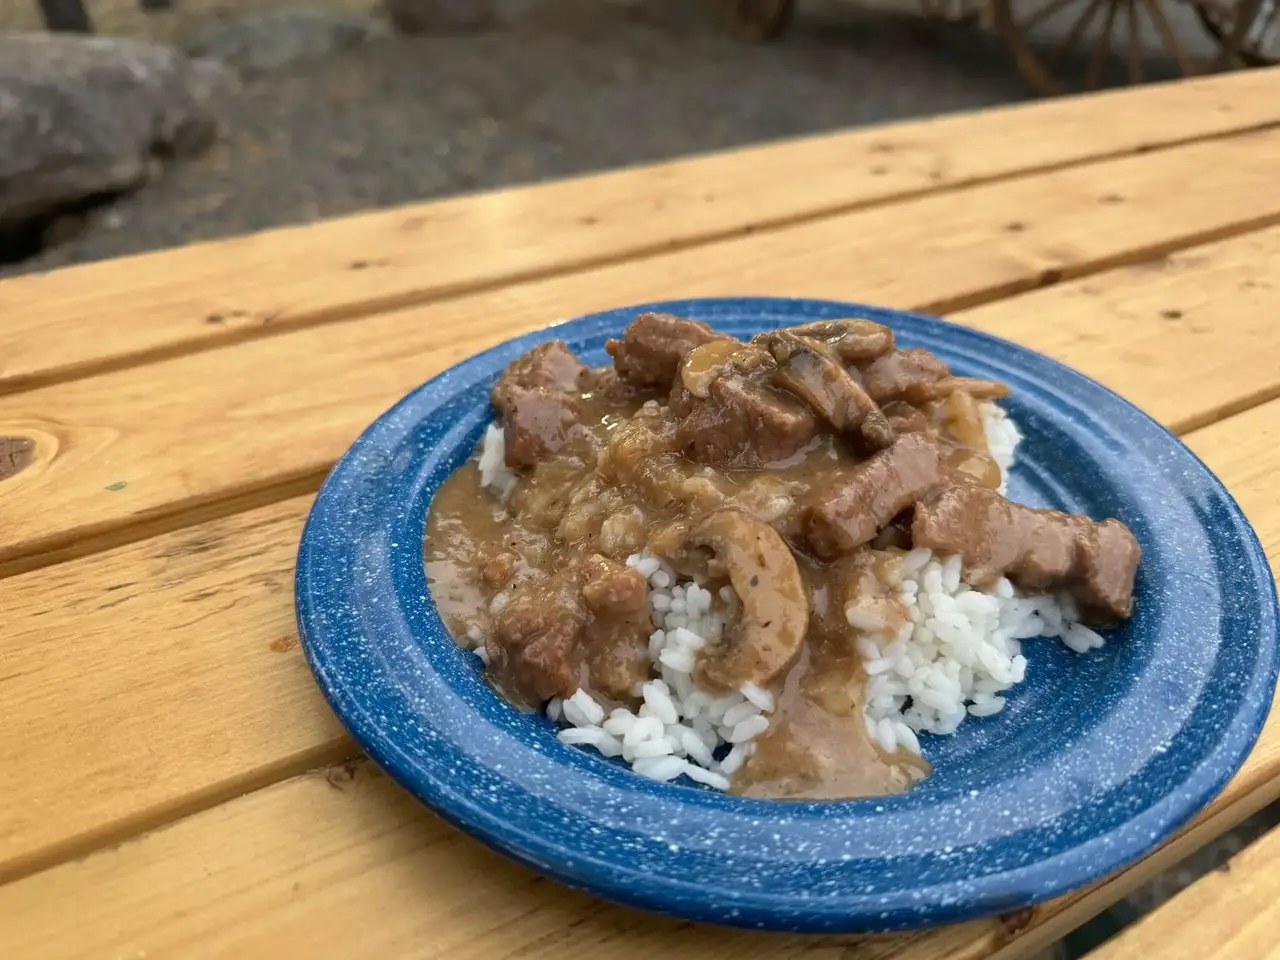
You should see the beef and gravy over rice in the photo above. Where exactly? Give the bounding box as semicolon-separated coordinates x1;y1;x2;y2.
426;313;1141;800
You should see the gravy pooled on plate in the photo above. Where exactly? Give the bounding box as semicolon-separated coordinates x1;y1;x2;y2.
427;313;1141;800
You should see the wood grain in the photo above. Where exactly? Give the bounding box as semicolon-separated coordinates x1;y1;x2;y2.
958;226;1280;434
0;497;348;883
5;131;1280;578
1087;821;1280;959
0;69;1278;397
0;230;1278;916
1;447;1278;960
0;760;980;960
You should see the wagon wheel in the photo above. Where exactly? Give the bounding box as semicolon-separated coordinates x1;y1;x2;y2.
717;0;797;41
1194;0;1280;64
990;0;1204;94
920;0;985;25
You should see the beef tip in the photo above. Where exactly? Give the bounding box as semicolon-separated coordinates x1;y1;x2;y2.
496;386;584;469
1075;521;1142;623
492;341;589;403
585;610;652;700
587;366;649;406
760;330;895;454
881;401;931;435
580;554;648;614
669;342;777;419
805;433;944;559
574;555;652;698
783;318;896;363
491;342;592;469
861;348;951;405
912;484;1141;624
487;586;587;704
667;376;695;419
481;552;517;588
677;372;818;468
606;312;735;389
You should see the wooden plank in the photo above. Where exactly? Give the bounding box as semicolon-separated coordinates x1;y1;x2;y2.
1;216;1279;893
957;226;1280;435
0;749;1267;960
0;68;1278;397
0;495;344;881
0;497;349;884
1087;824;1280;960
0;761;907;960
4;130;1280;578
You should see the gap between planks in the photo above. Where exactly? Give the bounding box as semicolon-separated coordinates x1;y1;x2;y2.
1082;806;1280;959
4;128;1280;581
1;68;1279;398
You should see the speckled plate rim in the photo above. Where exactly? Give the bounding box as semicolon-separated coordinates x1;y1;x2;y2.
296;297;1279;933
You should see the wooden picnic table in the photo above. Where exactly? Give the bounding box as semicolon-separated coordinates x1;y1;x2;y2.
2;65;1280;959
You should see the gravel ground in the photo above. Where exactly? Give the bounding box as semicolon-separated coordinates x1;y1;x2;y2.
2;0;1272;954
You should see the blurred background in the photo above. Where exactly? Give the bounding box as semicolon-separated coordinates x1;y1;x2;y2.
1;0;1276;955
1;0;1270;278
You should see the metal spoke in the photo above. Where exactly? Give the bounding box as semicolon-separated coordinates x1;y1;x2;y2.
1126;0;1145;83
1143;0;1197;74
1021;0;1084;34
1220;0;1262;64
1085;0;1121;87
1052;0;1106;64
1250;0;1280;47
1198;0;1235;21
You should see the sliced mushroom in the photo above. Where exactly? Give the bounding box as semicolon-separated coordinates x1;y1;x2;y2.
908;376;1010;404
760;330;895;454
687;508;808;691
782;318;896;363
944;389;987;451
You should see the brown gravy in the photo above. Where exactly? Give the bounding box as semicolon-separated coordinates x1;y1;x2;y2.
425;313;1139;800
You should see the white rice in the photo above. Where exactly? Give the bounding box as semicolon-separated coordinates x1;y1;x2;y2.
859;550;1101;751
856;403;1101;756
467;399;1104;787
476;423;518;500
981;401;1021;494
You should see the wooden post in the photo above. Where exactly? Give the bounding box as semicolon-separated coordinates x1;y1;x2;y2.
37;0;93;31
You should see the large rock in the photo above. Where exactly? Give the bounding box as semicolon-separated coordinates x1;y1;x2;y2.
185;10;389;78
0;34;233;229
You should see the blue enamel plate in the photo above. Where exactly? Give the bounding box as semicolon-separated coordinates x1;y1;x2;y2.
296;297;1278;933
